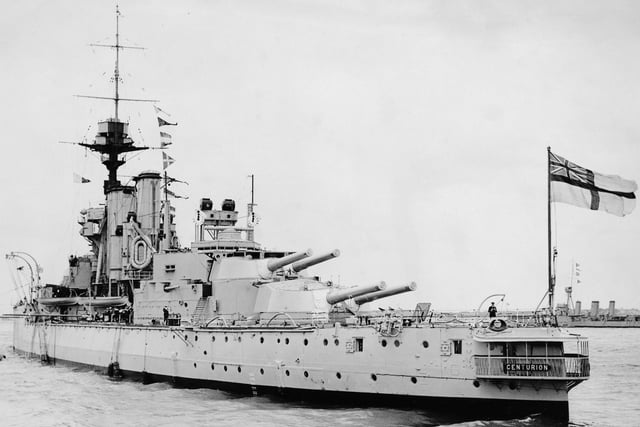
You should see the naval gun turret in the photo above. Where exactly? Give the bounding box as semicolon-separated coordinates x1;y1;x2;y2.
326;281;386;305
353;282;417;305
291;250;340;272
267;249;312;272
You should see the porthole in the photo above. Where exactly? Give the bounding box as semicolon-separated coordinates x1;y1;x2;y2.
323;339;328;346
238;336;241;343
238;366;242;373
172;335;175;339
223;365;228;372
334;339;339;346
260;368;264;375
195;335;198;342
260;337;264;344
304;371;309;378
285;370;290;376
473;380;480;388
211;363;215;370
411;377;417;384
184;335;188;340
277;338;281;344
225;336;229;342
371;374;377;381
422;341;429;348
381;339;387;347
336;372;342;379
203;350;207;356
285;338;290;345
212;336;216;342
193;362;197;368
303;338;308;346
394;340;400;347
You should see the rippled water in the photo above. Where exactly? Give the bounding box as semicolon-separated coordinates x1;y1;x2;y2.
0;321;637;426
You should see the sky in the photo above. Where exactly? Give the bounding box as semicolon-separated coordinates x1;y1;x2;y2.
1;0;639;314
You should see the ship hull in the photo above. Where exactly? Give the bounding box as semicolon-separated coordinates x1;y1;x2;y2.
121;371;569;421
12;319;571;421
564;320;640;328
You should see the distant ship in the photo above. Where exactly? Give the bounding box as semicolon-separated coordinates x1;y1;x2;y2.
556;300;640;328
5;6;590;422
553;264;640;328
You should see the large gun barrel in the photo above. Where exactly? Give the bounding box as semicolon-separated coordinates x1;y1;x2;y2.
267;249;313;272
326;281;386;305
292;249;340;272
353;282;417;305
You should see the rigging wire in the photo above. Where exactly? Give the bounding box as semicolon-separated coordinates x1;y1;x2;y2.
553;197;558;250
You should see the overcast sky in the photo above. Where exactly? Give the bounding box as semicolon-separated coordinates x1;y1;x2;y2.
1;0;639;314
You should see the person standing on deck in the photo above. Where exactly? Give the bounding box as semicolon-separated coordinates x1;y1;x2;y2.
163;306;169;325
488;302;498;318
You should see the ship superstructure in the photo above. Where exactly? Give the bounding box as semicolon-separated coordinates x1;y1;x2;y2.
6;6;591;422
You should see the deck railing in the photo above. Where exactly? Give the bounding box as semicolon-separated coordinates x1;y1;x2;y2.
474;356;590;380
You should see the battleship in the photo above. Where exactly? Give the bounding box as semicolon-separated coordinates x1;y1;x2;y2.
5;7;592;422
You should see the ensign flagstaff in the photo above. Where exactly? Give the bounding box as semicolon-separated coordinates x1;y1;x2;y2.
547;147;637;312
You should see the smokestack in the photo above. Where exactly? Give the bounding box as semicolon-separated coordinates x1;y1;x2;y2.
574;300;582;316
608;300;616;317
590;301;599;318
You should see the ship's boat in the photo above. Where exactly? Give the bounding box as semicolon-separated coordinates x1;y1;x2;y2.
36;297;129;308
6;6;590;422
35;297;79;307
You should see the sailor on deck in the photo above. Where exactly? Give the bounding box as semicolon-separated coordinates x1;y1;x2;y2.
163;306;169;325
488;302;497;318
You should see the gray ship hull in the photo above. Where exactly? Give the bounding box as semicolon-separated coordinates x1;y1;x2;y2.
13;318;573;421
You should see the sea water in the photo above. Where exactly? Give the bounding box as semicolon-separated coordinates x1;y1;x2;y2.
0;321;638;427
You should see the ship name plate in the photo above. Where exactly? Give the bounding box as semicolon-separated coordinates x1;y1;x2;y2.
503;363;550;372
